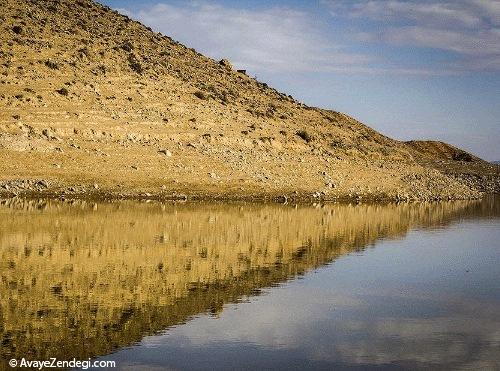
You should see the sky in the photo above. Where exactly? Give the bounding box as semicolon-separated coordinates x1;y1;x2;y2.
101;0;500;160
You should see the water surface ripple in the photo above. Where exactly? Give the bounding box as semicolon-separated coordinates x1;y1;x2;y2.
0;197;499;370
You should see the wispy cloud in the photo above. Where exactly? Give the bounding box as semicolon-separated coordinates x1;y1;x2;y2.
116;0;500;75
325;0;500;72
330;0;484;27
125;2;370;74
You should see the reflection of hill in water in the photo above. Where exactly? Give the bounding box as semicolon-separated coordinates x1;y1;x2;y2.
0;198;498;363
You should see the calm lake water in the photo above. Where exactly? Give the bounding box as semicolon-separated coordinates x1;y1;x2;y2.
1;197;499;370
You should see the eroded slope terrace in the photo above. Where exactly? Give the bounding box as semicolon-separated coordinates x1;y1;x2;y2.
0;0;498;201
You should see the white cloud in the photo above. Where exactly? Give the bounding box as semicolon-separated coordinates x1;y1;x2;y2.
383;26;500;56
348;1;483;28
471;0;500;25
115;1;500;75
324;0;500;72
125;2;371;74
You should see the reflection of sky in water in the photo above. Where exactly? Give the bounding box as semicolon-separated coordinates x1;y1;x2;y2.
98;221;500;370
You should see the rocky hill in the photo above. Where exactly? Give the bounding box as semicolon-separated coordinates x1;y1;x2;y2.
0;0;498;201
406;141;481;163
406;141;499;194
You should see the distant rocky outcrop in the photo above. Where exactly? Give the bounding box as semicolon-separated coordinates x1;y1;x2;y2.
405;141;480;163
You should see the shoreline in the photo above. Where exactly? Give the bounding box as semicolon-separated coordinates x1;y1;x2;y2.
2;171;496;203
0;188;489;204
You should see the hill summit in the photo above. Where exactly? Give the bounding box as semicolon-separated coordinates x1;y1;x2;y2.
0;0;498;201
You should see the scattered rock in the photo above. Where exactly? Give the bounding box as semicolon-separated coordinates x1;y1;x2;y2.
121;41;134;52
45;59;59;70
218;59;233;70
158;149;172;157
42;128;60;141
12;25;22;34
0;179;51;193
194;91;208;100
128;53;143;74
37;180;48;188
296;130;313;143
56;87;69;96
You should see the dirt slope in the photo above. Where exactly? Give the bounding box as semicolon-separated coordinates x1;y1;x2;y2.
406;141;482;163
0;0;496;201
406;141;499;194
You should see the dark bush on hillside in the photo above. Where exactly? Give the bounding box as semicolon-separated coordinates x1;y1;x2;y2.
121;41;133;52
128;54;143;74
453;152;473;162
56;87;68;96
45;60;58;69
296;130;313;143
194;91;208;100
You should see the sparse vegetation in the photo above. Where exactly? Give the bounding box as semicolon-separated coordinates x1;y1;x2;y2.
296;130;313;143
45;60;59;69
218;59;232;70
453;152;473;162
121;41;133;52
78;47;90;57
56;87;69;96
194;91;208;100
128;54;143;74
331;140;347;149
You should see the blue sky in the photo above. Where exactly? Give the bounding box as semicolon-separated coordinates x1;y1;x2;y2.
101;0;500;160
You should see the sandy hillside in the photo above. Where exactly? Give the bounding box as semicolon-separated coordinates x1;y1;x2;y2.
0;0;498;201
